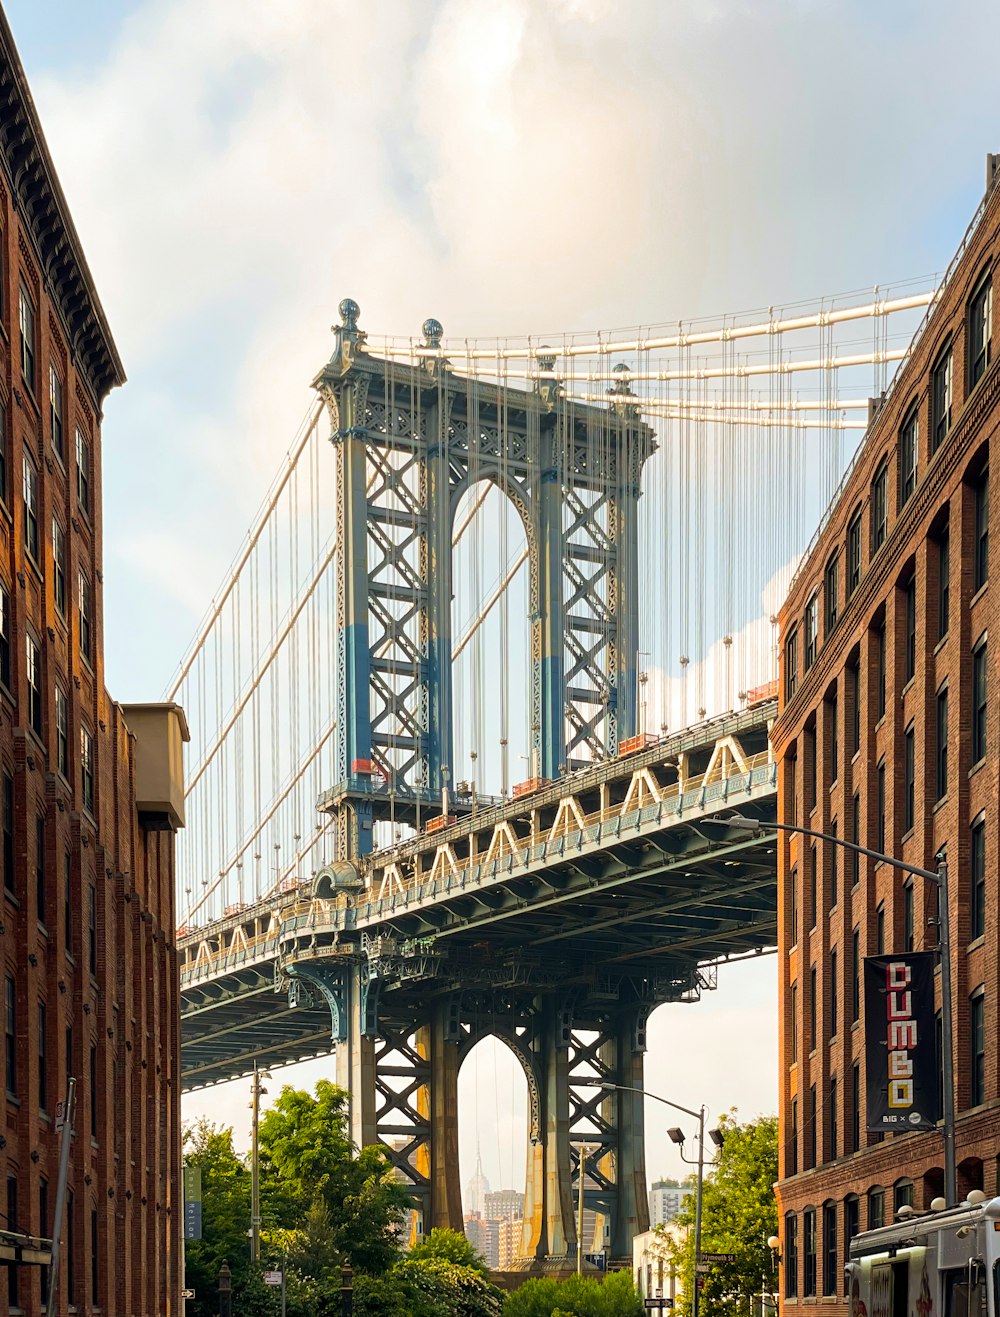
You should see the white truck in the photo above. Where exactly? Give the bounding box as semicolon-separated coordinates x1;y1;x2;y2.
846;1193;1000;1317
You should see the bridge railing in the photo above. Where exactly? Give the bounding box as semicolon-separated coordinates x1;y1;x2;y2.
179;746;776;987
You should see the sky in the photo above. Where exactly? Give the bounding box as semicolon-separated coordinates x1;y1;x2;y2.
8;0;1000;1197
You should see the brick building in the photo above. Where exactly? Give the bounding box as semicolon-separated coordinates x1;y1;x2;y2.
772;159;1000;1315
0;9;186;1316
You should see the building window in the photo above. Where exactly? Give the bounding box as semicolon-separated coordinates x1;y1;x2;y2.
844;1196;860;1287
50;366;64;462
804;594;818;670
7;1175;17;1307
828;1076;838;1163
808;846;817;929
847;508;862;596
904;575;916;681
809;964;817;1051
790;1098;799;1176
90;1045;97;1135
803;1207;817;1296
876;621;886;719
807;1086;817;1169
791;981;798;1062
850;792;860;888
39;1180;48;1304
970;991;985;1107
974;466;989;591
849;661;860;753
830;947;838;1037
23;454;39;563
877;759;886;853
829;818;839;907
931;345;953;452
87;884;96;973
851;928;860;1023
968;272;992;389
972;636;987;764
903;723;915;833
0;583;10;690
970;815;986;941
26;632;42;737
91;1207;100;1306
938;522;950;639
19;284;36;393
936;1011;944;1120
785;629;798;701
76;428;90;518
829;693;839;784
2;773;12;895
53;519;66;616
785;1214;798;1298
0;399;6;506
4;974;15;1095
56;686;69;778
868;1187;884;1230
790;868;798;947
82;728;95;815
37;999;46;1111
67;1193;75;1306
871;459;888;554
64;852;72;952
894;1180;913;1212
851;1063;860;1153
823;1201;837;1295
876;902;885;956
79;570;92;666
825;554;839;635
898;408;918;507
35;812;45;923
936;685;948;800
903;882;914;953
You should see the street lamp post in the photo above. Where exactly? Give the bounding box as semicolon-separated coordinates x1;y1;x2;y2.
601;1082;709;1317
721;812;955;1206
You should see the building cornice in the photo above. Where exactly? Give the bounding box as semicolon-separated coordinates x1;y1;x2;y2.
0;7;125;410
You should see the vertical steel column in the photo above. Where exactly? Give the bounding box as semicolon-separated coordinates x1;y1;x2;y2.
520;995;577;1260
427;1005;463;1230
425;390;455;795
536;418;566;779
610;423;642;746
605;1008;650;1259
335;965;377;1151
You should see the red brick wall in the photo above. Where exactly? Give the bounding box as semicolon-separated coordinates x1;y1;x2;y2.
771;180;1000;1315
0;158;181;1315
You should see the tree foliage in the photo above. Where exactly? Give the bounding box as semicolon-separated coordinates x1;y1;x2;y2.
409;1226;490;1275
664;1111;778;1317
501;1270;643;1317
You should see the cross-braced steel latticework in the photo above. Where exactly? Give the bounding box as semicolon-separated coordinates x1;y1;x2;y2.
313;301;655;859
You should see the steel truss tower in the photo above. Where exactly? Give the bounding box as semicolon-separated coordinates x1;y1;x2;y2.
313;300;655;860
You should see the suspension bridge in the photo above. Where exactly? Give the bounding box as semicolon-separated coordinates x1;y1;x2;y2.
170;273;942;1268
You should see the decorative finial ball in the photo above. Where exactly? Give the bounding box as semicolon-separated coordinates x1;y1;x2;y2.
339;298;361;330
422;318;444;348
613;361;631;375
537;344;556;373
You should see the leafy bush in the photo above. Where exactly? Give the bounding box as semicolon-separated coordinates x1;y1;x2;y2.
502;1269;643;1316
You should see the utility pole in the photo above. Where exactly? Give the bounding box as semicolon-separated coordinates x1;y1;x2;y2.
250;1062;268;1263
45;1077;77;1317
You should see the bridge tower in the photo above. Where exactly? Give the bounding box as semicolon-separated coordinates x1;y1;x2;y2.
302;301;658;1270
313;299;655;861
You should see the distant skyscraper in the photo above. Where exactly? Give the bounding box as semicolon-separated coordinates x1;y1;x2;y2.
484;1188;524;1222
464;1213;500;1269
465;1150;491;1216
498;1217;525;1270
649;1179;693;1228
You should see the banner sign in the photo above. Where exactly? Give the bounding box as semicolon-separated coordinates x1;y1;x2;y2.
864;953;939;1132
183;1164;203;1241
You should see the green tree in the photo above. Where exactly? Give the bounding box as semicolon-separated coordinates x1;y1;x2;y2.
259;1079;411;1274
502;1270;643;1316
409;1226;490;1275
665;1112;778;1317
182;1120;253;1317
350;1256;503;1317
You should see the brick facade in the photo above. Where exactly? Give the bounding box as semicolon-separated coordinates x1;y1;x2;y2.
771;169;1000;1315
0;9;181;1315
